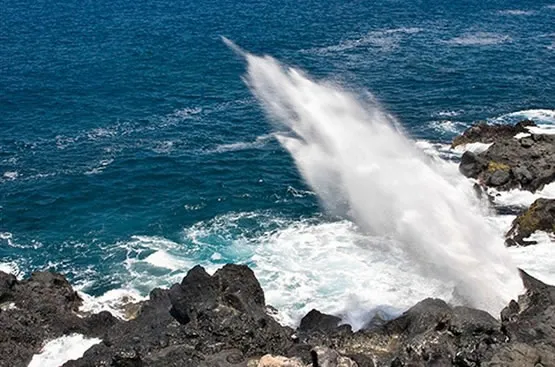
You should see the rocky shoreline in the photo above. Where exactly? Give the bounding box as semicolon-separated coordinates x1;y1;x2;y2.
1;120;554;367
2;264;555;367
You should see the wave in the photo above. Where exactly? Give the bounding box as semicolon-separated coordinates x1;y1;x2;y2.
491;109;555;124
0;261;21;278
490;109;555;135
428;120;469;134
2;171;18;181
444;32;511;46
207;133;275;153
498;10;535;16
84;158;114;175
304;27;422;54
28;334;102;367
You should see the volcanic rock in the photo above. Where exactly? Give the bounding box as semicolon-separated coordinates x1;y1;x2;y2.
506;198;555;246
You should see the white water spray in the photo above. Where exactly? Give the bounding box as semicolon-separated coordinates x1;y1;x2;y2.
224;38;522;316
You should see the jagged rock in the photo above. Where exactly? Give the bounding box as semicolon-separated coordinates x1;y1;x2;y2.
4;265;555;367
299;309;341;333
0;271;16;302
455;121;555;192
451;120;536;148
506;198;555;246
493;270;555;366
0;271;118;367
65;264;295;367
459;151;488;178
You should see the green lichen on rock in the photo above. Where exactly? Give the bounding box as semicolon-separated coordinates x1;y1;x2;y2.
487;161;510;172
506;199;555;246
514;200;541;234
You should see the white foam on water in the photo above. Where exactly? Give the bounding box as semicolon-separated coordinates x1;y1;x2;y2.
444;32;511;46
453;142;493;154
509;232;555;285
27;334;101;367
491;109;555;125
514;132;531;139
526;125;555;135
75;235;200;319
77;288;146;320
498;10;534;16
429;120;468;134
434;110;462;117
231;40;522;320
208;133;275;153
84;158;114;175
488;182;555;208
180;211;453;328
414;140;458;160
305;27;422;54
144;250;191;271
3;171;19;180
0;261;22;278
249;219;453;328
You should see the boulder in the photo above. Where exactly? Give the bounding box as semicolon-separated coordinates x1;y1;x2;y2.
299;309;341;333
506;198;555;246
0;271;116;367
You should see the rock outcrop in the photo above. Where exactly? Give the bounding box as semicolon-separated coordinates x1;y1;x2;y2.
451;120;536;148
455;121;555;192
506;198;555;246
0;271;118;367
2;265;555;367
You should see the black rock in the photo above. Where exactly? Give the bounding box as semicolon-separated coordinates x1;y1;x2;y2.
299;309;342;333
451;120;536;148
459;151;488;178
0;271;17;302
455;121;555;192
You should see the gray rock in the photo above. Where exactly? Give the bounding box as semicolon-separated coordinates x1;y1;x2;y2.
488;169;511;186
506;199;555;246
299;309;341;333
455;122;555;192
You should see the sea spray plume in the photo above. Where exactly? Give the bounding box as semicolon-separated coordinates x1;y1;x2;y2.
223;39;523;316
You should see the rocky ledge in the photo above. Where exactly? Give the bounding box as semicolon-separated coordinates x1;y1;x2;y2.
455;120;555;192
453;119;555;243
2;265;555;367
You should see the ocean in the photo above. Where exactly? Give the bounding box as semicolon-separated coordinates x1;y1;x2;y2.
2;0;555;328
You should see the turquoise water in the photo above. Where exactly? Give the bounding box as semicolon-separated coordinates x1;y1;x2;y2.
2;0;555;323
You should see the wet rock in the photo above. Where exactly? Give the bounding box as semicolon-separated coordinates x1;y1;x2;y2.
0;271;116;367
459;151;488;178
488;169;511;186
506;199;555;246
493;270;555;366
451;120;536;148
454;121;555;192
5;264;555;367
299;309;341;333
0;271;16;302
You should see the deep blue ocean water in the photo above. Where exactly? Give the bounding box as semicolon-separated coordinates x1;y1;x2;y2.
1;0;555;318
